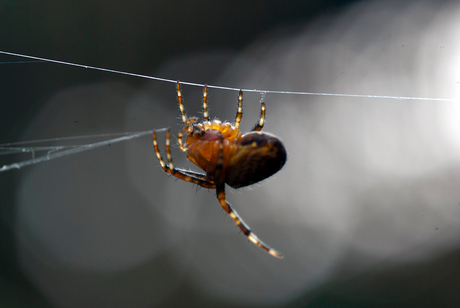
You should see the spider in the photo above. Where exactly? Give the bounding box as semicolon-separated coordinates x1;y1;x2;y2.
152;82;287;258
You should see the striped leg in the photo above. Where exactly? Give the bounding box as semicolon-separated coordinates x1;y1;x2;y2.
153;130;216;189
176;82;188;124
177;118;196;151
216;185;283;258
202;85;210;121
234;90;243;128
252;102;265;131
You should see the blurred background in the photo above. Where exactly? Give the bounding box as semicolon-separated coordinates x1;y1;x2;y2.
1;0;460;307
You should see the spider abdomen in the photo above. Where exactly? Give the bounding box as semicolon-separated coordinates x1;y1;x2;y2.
225;132;286;189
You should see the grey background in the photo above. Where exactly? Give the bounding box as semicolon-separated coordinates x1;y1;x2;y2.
1;1;460;307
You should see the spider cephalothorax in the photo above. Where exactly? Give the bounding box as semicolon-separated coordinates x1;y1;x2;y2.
153;82;286;258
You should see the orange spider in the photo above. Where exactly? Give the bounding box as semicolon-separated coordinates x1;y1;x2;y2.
152;82;287;258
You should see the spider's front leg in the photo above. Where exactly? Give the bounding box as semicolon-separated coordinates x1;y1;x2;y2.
152;130;216;189
213;133;283;258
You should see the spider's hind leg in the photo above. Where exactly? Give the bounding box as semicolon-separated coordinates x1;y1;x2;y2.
216;184;283;258
251;102;265;132
213;132;282;257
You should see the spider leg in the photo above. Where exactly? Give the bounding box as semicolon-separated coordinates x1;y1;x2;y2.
251;102;265;131
176;82;188;125
234;90;243;128
202;85;210;121
214;133;283;258
153;130;216;189
216;185;283;258
175;81;198;151
177;118;196;152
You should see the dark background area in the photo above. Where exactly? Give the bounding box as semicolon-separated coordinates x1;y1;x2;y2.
0;2;349;307
2;1;460;307
0;0;345;144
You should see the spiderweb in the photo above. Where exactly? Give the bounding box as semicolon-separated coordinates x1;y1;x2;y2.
0;51;453;173
2;1;460;306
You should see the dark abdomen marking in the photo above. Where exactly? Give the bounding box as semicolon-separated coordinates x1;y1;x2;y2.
226;132;286;188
